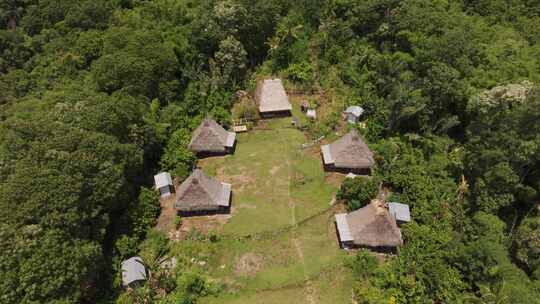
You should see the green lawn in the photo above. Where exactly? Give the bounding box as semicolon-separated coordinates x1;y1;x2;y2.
176;115;352;304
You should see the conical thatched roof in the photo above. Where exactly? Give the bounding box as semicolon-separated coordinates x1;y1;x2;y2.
174;169;231;212
322;129;374;169
256;79;292;113
345;200;403;247
188;118;236;153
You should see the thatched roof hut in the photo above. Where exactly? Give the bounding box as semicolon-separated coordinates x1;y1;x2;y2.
188;118;236;154
335;199;403;249
174;169;231;213
255;79;292;116
321;129;374;174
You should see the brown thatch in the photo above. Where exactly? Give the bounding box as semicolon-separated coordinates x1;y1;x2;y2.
322;129;374;169
174;169;231;212
188;118;236;153
255;79;292;114
346;199;403;248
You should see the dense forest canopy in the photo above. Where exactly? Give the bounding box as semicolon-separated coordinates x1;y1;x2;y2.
0;0;539;303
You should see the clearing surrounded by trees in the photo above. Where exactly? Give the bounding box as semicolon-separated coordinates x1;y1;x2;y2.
164;115;352;304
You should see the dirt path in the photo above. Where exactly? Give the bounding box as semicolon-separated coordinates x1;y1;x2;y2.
156;195;176;233
285;153;317;304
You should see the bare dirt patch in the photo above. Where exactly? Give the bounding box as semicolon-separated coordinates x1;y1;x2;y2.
270;165;281;175
234;252;263;277
324;173;346;188
215;166;257;192
170;214;231;240
304;144;323;158
156;195;177;233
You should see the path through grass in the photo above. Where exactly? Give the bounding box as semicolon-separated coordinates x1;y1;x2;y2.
177;116;352;304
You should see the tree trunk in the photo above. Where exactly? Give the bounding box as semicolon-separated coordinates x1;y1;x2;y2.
7;16;17;31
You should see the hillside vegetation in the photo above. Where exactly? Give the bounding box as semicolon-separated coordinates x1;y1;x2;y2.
1;0;540;303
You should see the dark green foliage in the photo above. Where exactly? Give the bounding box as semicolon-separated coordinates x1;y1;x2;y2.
128;187;160;239
2;0;540;303
514;215;540;277
91;28;180;99
465;87;540;215
160;128;196;180
337;176;380;211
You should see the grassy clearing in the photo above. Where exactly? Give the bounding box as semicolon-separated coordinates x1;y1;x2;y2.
176;114;352;304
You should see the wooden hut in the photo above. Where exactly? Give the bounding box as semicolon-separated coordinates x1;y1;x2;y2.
335;199;403;251
188;118;236;156
321;129;374;175
154;172;173;198
174;169;231;215
255;79;292;117
121;257;147;288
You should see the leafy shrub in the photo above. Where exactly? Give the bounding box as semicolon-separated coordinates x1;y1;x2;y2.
337;176;380;211
286;61;314;84
129;187;161;239
160;128;196;180
232;98;259;121
115;235;139;260
174;215;183;228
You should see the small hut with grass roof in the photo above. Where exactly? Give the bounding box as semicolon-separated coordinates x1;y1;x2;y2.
335;199;403;251
174;169;231;215
321;129;374;175
188;118;236;156
255;78;292;117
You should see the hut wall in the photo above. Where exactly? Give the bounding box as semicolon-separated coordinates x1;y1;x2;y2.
195;150;230;158
158;185;173;197
396;219;408;226
322;161;371;175
350;244;398;254
259;109;291;118
178;205;230;217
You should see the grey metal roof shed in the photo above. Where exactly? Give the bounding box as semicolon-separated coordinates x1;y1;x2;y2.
154;172;173;197
344;106;364;124
389;202;411;224
121;257;147;287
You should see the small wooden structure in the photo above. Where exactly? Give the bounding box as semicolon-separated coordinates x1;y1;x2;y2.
255;79;292;118
154;172;173;198
321;129;374;175
335;199;403;252
189;118;236;156
306;109;316;120
121;257;147;288
233;125;248;132
301;100;310;112
389;202;411;226
343;106;364;124
174;169;231;216
232;118;249;133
